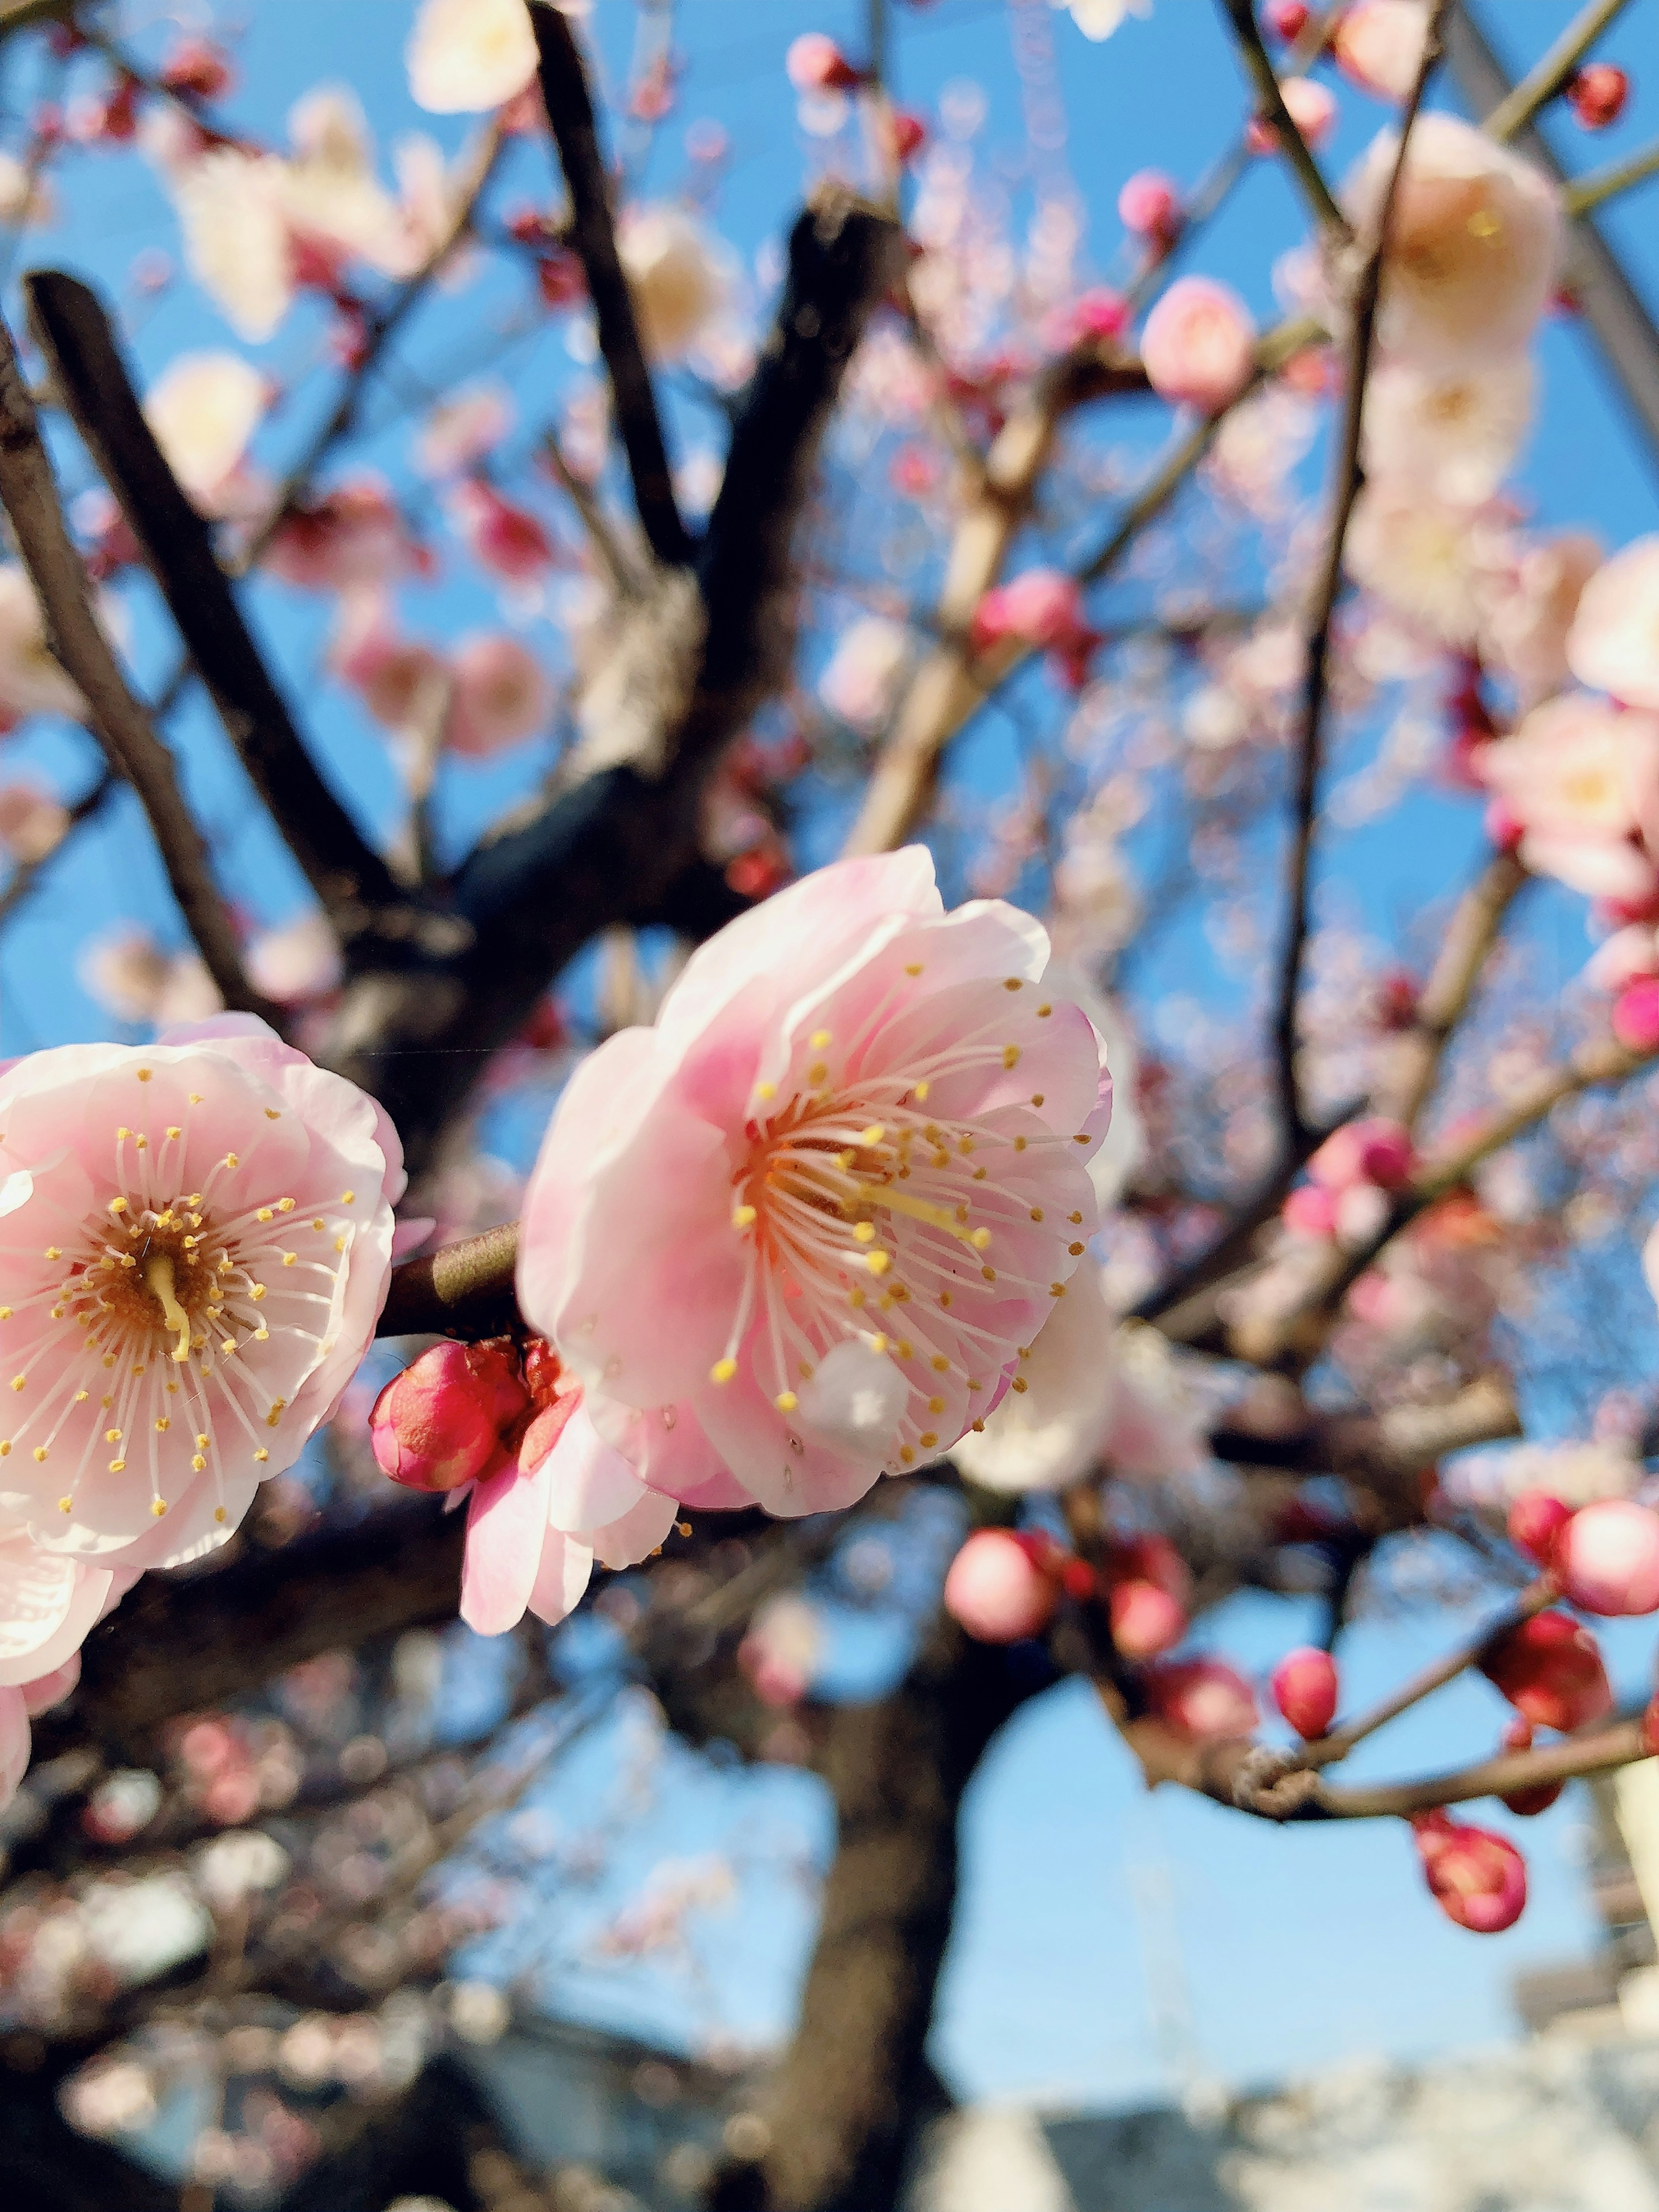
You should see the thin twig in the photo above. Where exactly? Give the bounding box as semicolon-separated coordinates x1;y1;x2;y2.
540;428;648;595
528;2;690;569
0;307;275;1022
1566;137;1659;218
1483;0;1631;142
1385;849;1527;1129
1217;0;1351;240
1271;6;1448;1144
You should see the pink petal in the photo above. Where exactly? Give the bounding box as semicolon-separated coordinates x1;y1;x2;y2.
537;1403;652;1532
593;1487;679;1570
460;1458;550;1634
526;1529;593;1627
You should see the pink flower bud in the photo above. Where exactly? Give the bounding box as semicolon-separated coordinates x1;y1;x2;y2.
1643;1694;1659;1758
1143;1656;1259;1742
1283;1182;1341;1238
1412;1812;1527;1933
943;1529;1060;1643
1613;978;1659;1052
1109;1580;1187;1660
370;1341;529;1494
1555;1499;1659;1615
1118;169;1180;239
1247;77;1337;155
786;33;861;93
1140;276;1257;414
1480;1610;1613;1733
1499;1715;1564;1817
893;110;928;162
1507;1490;1571;1567
1308;1115;1413;1192
1271;1646;1339;1738
1568;64;1628;130
1265;0;1311;37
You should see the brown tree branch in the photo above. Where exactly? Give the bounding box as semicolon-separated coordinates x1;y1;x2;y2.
0;306;275;1021
1217;0;1351;240
1272;3;1449;1144
527;0;690;569
1382;848;1528;1128
25;270;414;947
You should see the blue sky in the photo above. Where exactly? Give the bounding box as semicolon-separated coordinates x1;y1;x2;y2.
3;0;1659;2116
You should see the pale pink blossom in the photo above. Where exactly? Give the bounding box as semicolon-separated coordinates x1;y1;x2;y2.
1057;0;1152;41
0;1016;402;1567
328;597;449;736
78;928;173;1027
1567;537;1659;710
0;1532;131;1690
447;634;555;758
1333;0;1429;102
0;785;68;865
818;617;912;735
1509;1490;1572;1566
265;479;424;593
1271;1647;1338;1738
415;383;515;480
1344;114;1561;371
1362;357;1533;503
1139;277;1256;413
447;479;554;583
1144;1656;1258;1741
245;912;343;1007
738;1592;825;1705
407;0;538;115
786;35;860;93
1554;1499;1659;1615
143;352;267;518
616;204;728;362
1344;481;1496;646
1484;530;1604;697
1477;694;1659;851
0;565;86;726
517;848;1111;1517
1413;1811;1526;1932
1118;170;1179;240
943;1528;1061;1643
1248;77;1337;156
1613;979;1659;1052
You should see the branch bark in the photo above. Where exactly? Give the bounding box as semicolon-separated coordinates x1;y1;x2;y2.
0;304;274;1021
528;0;690;569
1217;0;1352;240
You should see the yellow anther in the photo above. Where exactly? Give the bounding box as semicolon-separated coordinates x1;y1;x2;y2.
341;1189;354;1204
901;1446;916;1465
756;1081;776;1102
919;1432;938;1449
116;1126;130;1140
1013;1136;1028;1154
869;1334;888;1354
970;1228;992;1250
1072;1133;1091;1145
928;1395;945;1414
1004;977;1023;992
109;1197;128;1216
807;1062;828;1087
732;1205;758;1229
104;1427;121;1444
1030;1207;1045;1222
165;1125;181;1141
981;1266;996;1282
1012;1376;1030;1395
282;1252;296;1266
134;1136;147;1150
905;963;923;977
215;1506;228;1521
0;1441;8;1455
711;1357;738;1384
852;1221;877;1244
1068;1210;1084;1225
858;1124;886;1147
914;1081;930;1102
775;1391;799;1413
334;1236;347;1253
136;1068;152;1082
152;1499;168;1517
1068;1241;1085;1256
810;1030;832;1050
107;1458;125;1473
193;1453;207;1471
254;1449;269;1463
250;1284;267;1302
32;1446;47;1462
0;1308;9;1320
849;1286;866;1309
311;1217;325;1231
189;1093;202;1105
1050;1282;1066;1297
971;1418;986;1433
257;1207;274;1223
865;1250;891;1275
155;1417;170;1432
939;1290;953;1309
1031;1093;1045;1108
277;1197;295;1211
897;1338;914;1357
9;1377;22;1393
224;1152;238;1167
1036;1003;1052;1017
195;1432;210;1449
44;1246;60;1261
1002;1046;1020;1070
958;1136;974;1155
930;1355;949;1373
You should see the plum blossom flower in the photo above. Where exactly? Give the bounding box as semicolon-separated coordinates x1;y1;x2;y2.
943;1527;1062;1642
1344;481;1498;646
1140;277;1256;413
1344;114;1561;372
407;0;538;115
1144;1656;1258;1742
1567;537;1659;710
1333;0;1429;102
0;565;85;727
1053;0;1152;40
517;849;1111;1517
143;352;267;519
0;1017;402;1567
818;617;912;735
1476;694;1659;895
414;383;515;480
0;1531;133;1689
447;480;554;583
265;480;426;593
0;785;68;866
1484;530;1603;698
616;204;728;362
447;635;555;758
1361;356;1533;504
245;912;342;1008
1248;78;1337;156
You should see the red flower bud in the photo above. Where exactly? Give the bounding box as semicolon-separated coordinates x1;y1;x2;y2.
1270;1646;1339;1739
893;110;928;162
1412;1812;1527;1933
159;36;234;100
1264;0;1310;38
786;34;862;93
1567;64;1628;130
1499;1716;1563;1818
1555;1499;1659;1616
1480;1610;1612;1735
1508;1489;1572;1568
943;1529;1060;1643
1109;1579;1187;1660
1143;1657;1258;1742
370;1340;529;1493
1614;978;1659;1053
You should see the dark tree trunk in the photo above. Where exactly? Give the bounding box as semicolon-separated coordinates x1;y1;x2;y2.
712;1624;1039;2212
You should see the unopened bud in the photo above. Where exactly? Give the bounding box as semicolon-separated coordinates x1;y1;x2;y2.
786;33;862;93
1412;1812;1527;1933
370;1340;529;1493
943;1529;1060;1643
1554;1499;1659;1616
1507;1489;1571;1568
1480;1610;1612;1734
1270;1646;1338;1739
1613;978;1659;1053
1499;1715;1563;1818
1143;1656;1258;1742
1109;1579;1187;1660
1567;64;1628;130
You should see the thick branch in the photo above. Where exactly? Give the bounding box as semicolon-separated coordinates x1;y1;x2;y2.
528;1;690;568
0;307;273;1020
1272;8;1447;1143
25;271;410;941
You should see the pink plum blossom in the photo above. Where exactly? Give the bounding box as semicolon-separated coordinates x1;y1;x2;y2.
448;479;555;583
1413;1812;1526;1933
1139;278;1256;413
1362;358;1534;505
1271;1648;1338;1738
516;848;1111;1518
264;479;425;593
0;1016;402;1568
1104;1535;1190;1660
143;353;268;520
1567;537;1659;710
1344;482;1496;647
329;597;449;736
971;570;1099;687
1344;114;1561;372
1477;695;1659;873
942;1528;1061;1643
407;0;537;114
739;1592;825;1705
616;204;728;362
245;912;343;1008
1333;0;1430;102
1307;1116;1413;1192
0;1530;132;1690
786;35;861;94
1554;1499;1659;1615
414;383;515;480
818;617;912;734
1479;1611;1612;1734
1143;1656;1259;1742
1484;530;1603;697
1118;170;1179;242
1247;78;1337;156
446;634;555;758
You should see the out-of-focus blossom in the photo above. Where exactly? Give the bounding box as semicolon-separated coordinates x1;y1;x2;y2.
1612;978;1659;1052
265;478;426;593
943;1528;1062;1642
1248;78;1337;156
1568;537;1659;710
818;617;912;734
1480;1610;1612;1733
1333;0;1429;102
0;150;54;228
1344;481;1496;646
517;848;1110;1517
1307;1116;1414;1192
1362;356;1533;503
0;1017;402;1567
143;352;267;518
1;1685;29;1811
0;564;86;726
1413;1811;1526;1932
1508;1490;1572;1567
616;203;728;361
171;150;292;342
1140;277;1255;413
447;635;554;757
1271;1647;1339;1738
447;479;554;582
1344;114;1560;371
414;383;514;480
786;35;861;93
972;569;1099;688
1055;0;1152;41
1484;530;1603;697
1568;64;1629;131
1478;694;1659;864
1554;1499;1659;1615
1118;169;1179;242
1143;1656;1258;1742
329;596;449;736
407;0;538;114
738;1592;825;1704
245;912;343;1007
1104;1534;1190;1660
0;783;68;864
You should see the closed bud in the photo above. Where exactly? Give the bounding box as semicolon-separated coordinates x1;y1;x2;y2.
370;1340;529;1493
1264;0;1311;38
1480;1609;1612;1734
893;110;928;162
786;33;862;93
1118;169;1180;240
1555;1498;1659;1615
1567;64;1628;130
1499;1715;1563;1818
943;1529;1060;1643
1613;977;1659;1053
1271;1646;1339;1739
1109;1579;1187;1660
1144;1656;1259;1742
1412;1812;1527;1933
1507;1489;1571;1567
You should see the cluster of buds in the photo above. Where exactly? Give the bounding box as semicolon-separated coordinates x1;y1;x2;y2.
1510;1491;1659;1614
1282;1115;1414;1246
370;1335;573;1497
942;1526;1195;1661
